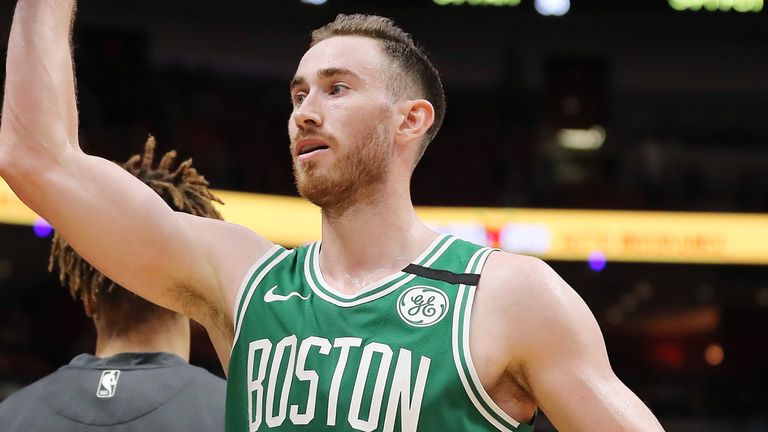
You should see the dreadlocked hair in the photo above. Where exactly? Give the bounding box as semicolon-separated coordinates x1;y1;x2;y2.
48;136;224;328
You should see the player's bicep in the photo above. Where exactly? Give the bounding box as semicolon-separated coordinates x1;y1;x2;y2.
177;213;274;330
519;262;663;431
57;159;196;290
33;155;218;315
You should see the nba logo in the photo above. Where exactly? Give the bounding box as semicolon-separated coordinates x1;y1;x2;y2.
96;370;121;398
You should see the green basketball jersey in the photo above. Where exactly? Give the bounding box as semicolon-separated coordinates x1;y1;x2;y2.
226;234;535;431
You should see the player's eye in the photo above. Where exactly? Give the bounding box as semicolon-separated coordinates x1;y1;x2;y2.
292;92;306;106
329;84;348;96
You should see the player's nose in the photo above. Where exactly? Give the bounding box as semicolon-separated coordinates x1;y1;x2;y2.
293;93;322;129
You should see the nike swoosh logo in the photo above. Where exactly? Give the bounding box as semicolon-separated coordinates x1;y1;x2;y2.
264;285;311;303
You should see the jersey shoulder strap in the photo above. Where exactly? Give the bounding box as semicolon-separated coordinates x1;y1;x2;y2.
403;236;494;286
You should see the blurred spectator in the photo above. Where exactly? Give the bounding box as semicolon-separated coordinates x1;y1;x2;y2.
0;139;226;431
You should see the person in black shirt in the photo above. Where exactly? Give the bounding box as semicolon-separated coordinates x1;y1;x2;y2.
0;138;227;431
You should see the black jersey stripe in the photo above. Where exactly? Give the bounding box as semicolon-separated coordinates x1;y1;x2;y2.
402;263;481;286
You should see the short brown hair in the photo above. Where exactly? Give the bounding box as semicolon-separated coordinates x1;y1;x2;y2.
311;14;446;163
49;136;223;335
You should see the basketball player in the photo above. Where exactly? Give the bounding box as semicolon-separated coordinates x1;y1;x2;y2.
0;138;226;431
0;1;664;430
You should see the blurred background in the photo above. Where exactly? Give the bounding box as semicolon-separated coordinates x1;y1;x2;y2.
0;0;767;430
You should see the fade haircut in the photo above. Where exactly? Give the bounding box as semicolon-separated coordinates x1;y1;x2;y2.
311;14;446;164
49;136;223;335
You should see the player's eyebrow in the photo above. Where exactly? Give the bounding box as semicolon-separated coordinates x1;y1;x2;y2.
290;68;362;91
317;67;360;81
290;76;306;91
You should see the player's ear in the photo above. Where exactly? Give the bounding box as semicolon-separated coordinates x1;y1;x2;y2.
83;297;96;318
395;99;434;147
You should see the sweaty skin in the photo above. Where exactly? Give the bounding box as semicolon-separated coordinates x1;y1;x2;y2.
0;2;664;430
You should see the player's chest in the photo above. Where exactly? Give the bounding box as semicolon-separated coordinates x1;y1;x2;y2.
237;279;461;423
240;326;457;430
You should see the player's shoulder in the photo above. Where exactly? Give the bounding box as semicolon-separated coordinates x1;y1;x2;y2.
477;250;579;321
480;251;561;296
178;212;275;254
182;363;227;387
0;370;61;413
167;364;226;412
478;250;598;347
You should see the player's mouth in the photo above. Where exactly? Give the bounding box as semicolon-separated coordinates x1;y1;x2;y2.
296;138;330;162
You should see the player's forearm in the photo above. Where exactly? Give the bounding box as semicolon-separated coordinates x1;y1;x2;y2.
537;371;664;432
0;0;79;174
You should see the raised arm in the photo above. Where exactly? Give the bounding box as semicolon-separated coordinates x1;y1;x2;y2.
0;0;272;331
479;254;665;431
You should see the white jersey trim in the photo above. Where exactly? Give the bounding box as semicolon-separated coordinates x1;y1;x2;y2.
310;234;451;300
231;248;295;351
232;244;284;324
452;247;522;431
311;241;404;300
305;235;456;307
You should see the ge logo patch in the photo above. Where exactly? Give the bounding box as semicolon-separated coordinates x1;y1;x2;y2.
397;286;449;327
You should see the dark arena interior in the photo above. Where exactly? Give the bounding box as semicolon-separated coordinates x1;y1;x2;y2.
0;1;766;430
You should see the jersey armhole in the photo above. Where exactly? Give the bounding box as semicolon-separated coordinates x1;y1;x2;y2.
231;246;296;354
232;244;285;327
451;247;534;431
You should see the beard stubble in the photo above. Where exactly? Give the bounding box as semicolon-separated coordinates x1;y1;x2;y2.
292;119;392;215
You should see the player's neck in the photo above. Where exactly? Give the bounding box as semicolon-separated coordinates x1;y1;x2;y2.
319;190;437;295
93;315;191;361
